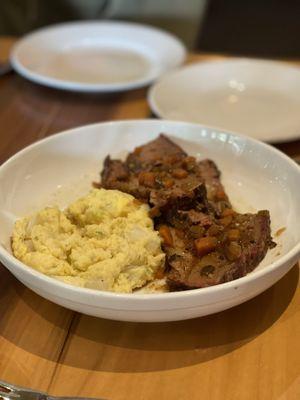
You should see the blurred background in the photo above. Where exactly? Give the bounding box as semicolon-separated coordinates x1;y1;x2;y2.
1;0;300;57
0;0;207;49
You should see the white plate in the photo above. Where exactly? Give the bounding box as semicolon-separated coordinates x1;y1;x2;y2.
148;59;300;142
0;120;300;322
10;21;186;92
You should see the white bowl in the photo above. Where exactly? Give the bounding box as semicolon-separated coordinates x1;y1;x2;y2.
0;120;299;322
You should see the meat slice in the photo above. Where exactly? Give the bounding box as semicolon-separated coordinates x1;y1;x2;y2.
101;157;129;187
126;134;187;169
99;134;275;291
100;134;230;213
101;156;150;201
165;210;276;290
197;159;230;213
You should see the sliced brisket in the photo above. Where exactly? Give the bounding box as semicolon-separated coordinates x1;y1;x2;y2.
101;134;231;213
163;210;275;290
99;134;275;290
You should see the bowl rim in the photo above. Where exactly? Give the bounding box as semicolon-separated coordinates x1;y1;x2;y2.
1;118;299;301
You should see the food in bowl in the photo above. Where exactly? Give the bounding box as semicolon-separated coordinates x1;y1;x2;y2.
99;134;276;290
12;188;165;293
0;119;297;322
11;133;276;294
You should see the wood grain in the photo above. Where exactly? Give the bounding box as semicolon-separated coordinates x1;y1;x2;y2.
49;265;300;400
0;48;299;400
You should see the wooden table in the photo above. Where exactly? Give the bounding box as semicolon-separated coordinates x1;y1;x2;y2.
0;49;300;400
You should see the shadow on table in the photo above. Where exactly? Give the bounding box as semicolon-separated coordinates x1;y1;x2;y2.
0;264;298;373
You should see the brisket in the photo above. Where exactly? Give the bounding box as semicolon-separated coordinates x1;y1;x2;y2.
99;134;275;290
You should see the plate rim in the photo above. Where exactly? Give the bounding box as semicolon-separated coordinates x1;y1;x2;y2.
10;20;187;93
147;58;300;143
